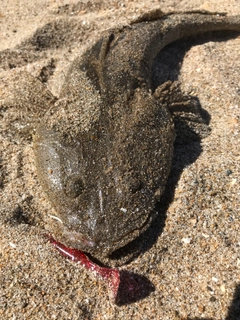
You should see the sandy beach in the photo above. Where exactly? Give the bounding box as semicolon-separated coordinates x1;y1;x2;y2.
0;1;240;319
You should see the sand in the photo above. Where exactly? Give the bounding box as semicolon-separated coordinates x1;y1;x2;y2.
0;1;240;319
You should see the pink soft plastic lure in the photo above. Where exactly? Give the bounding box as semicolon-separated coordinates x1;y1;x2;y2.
46;235;155;305
47;235;120;301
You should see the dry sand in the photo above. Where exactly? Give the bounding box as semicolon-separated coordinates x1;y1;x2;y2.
0;1;240;319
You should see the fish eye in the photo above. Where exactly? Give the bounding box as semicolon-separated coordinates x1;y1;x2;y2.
64;175;84;198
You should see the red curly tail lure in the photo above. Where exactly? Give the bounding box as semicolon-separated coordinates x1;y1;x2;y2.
47;235;120;301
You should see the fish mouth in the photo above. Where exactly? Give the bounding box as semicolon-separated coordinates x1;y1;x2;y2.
62;226;118;257
63;227;97;250
48;214;97;250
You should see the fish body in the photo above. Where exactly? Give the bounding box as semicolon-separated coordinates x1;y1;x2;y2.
33;12;240;257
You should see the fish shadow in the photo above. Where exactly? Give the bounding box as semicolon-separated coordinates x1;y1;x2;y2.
225;283;240;320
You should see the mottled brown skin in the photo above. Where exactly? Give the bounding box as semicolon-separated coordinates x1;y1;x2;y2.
33;12;240;257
